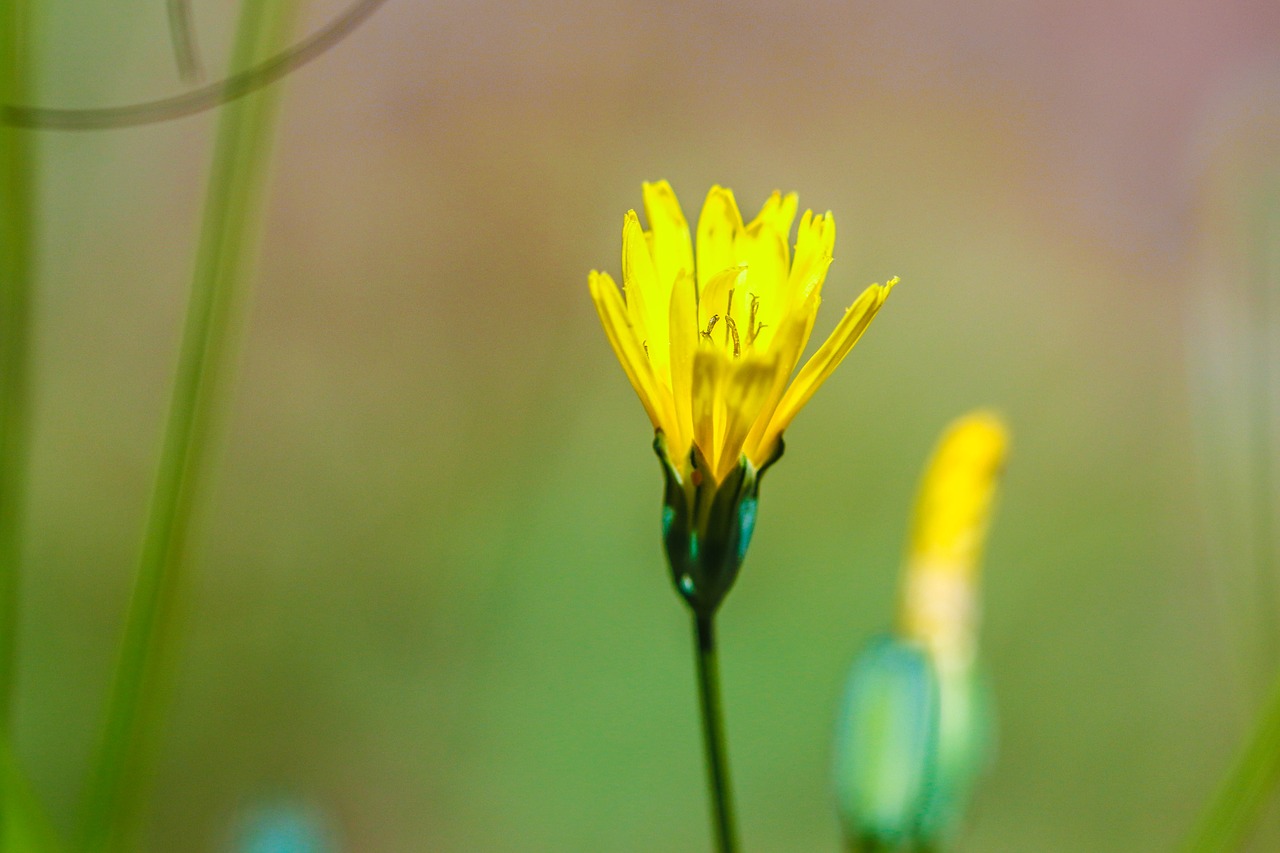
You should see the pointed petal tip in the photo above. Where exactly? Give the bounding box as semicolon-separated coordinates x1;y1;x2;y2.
705;184;736;204
871;276;900;307
642;180;690;233
588;269;618;293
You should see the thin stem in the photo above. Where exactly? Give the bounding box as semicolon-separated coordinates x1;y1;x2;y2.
0;0;34;732
77;2;294;850
693;613;739;853
166;0;204;84
1184;672;1280;852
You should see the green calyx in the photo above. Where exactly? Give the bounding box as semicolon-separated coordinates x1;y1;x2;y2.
653;431;784;617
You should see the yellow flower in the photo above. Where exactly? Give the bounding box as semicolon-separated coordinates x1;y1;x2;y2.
899;411;1009;666
589;181;896;484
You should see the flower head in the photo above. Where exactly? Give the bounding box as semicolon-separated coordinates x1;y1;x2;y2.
589;181;895;484
588;182;896;615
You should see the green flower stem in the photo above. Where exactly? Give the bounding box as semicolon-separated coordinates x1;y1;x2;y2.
693;613;739;853
0;0;35;732
78;2;294;849
1185;672;1280;852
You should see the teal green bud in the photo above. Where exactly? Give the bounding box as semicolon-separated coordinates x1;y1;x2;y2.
834;636;939;849
833;636;991;851
654;431;783;617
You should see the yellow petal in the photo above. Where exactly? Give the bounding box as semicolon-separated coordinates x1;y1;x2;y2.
619;214;652;340
695;186;744;295
745;190;799;245
692;348;730;469
667;269;698;463
761;278;897;449
735;192;798;352
899;411;1009;660
908;411;1009;576
787;210;836;304
742;293;820;464
621;211;671;384
715;353;783;482
589;270;676;435
642;180;694;294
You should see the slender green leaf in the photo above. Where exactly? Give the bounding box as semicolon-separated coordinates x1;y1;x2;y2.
78;2;296;850
1;737;62;852
0;0;34;731
1185;674;1280;852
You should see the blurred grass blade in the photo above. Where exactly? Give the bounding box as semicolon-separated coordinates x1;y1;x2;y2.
1185;673;1280;852
0;0;35;731
1185;128;1280;850
78;1;295;849
2;736;62;852
1187;106;1280;706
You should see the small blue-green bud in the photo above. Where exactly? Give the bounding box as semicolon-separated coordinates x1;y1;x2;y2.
833;636;939;849
833;636;992;851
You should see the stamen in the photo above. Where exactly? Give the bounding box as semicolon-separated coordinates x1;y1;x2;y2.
700;315;720;343
723;289;741;356
747;294;765;346
724;316;741;357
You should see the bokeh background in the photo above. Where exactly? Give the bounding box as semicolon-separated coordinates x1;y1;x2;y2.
11;0;1280;850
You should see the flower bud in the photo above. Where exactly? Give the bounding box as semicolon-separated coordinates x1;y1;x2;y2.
834;412;1007;850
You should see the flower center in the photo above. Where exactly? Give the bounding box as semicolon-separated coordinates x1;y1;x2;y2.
699;288;765;358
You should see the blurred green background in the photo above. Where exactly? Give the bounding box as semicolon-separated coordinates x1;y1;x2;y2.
10;0;1280;850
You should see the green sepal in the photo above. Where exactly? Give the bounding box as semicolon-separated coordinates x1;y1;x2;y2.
654;431;784;617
